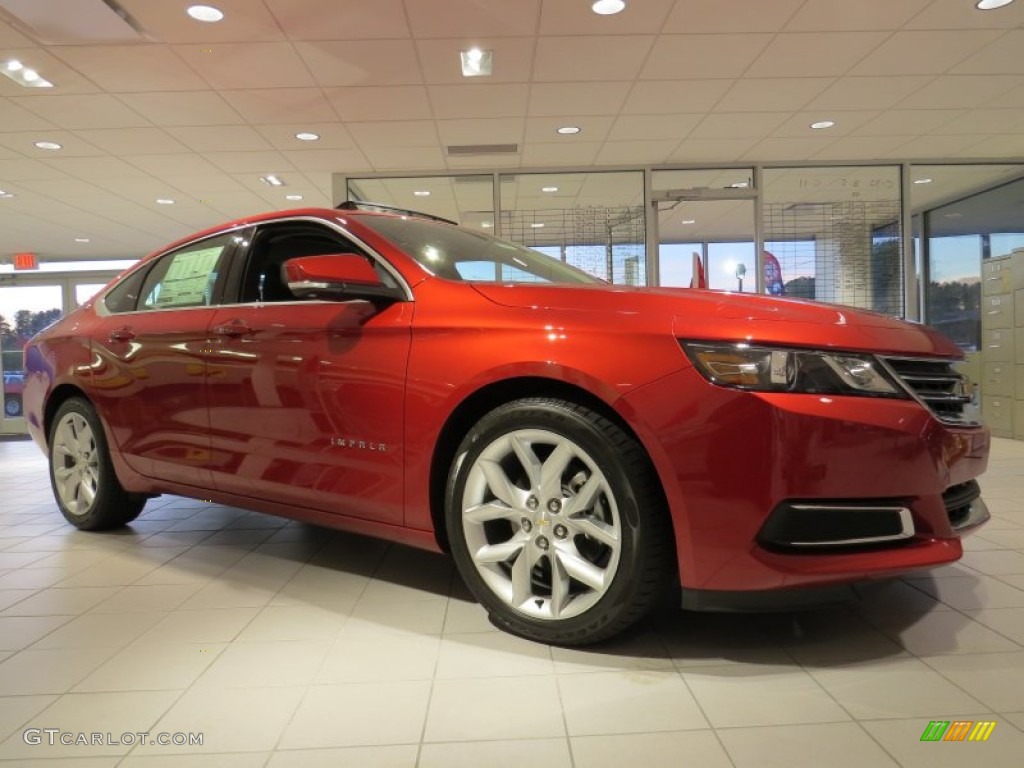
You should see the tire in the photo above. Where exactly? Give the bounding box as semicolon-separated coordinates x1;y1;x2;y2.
48;397;146;530
446;397;674;646
4;396;21;417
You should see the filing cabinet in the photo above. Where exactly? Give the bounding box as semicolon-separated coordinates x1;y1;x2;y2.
981;253;1024;440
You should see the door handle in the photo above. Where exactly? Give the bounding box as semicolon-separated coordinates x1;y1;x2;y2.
213;321;253;338
108;327;135;342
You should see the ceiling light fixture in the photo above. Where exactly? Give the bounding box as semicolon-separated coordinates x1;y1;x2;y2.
285;194;304;201
681;219;696;224
542;186;559;192
592;0;627;15
295;132;320;141
260;175;284;187
413;190;431;197
34;141;62;150
156;198;175;205
3;59;54;88
460;47;493;77
556;125;581;135
976;0;1014;10
530;222;545;228
74;238;90;243
0;190;14;199
914;178;933;184
187;5;225;22
481;221;493;228
730;182;749;189
810;120;835;130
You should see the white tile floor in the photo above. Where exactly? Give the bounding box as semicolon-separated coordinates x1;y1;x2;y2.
1;435;1023;767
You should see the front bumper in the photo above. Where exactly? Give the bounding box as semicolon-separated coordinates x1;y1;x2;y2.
617;366;990;594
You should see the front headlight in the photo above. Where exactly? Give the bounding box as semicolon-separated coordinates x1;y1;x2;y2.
682;342;906;397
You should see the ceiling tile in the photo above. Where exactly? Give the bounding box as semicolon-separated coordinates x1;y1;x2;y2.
806;76;934;111
122;154;222;176
416;38;535;84
118;0;285;43
810;135;912;160
294;41;422;87
165;126;274;153
772;111;881;138
0;97;57;132
166;174;247;196
116;91;245;126
52;45;208;92
715;78;835;113
0;17;31;46
0;157;72;180
11;94;150;129
689;113;790;140
263;0;409;39
523;117;616;143
361;146;446;171
932;109;1024;135
446;153;521;169
521;142;602;166
436;118;524;146
253;124;356;151
41;155;150;179
204;151;296;174
882;134;987;160
325;86;431;122
347;121;439;149
962;135;1024;157
951;30;1024;75
661;0;804;33
220;89;338;124
174;43;316;89
534;36;655;82
622;81;732;114
0;130;104;158
407;0;541;37
669;138;758;163
743;137;838;161
851;31;1003;76
528;83;632;117
902;75;1024;110
429;84;529;119
993;83;1024;109
905;1;1024;30
608;114;702;142
71;127;188;155
855;109;967;136
595;140;680;165
281;148;372;173
539;0;675;34
642;34;773;80
747;32;889;78
785;0;930;31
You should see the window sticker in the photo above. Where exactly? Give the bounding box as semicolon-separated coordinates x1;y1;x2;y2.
151;246;223;307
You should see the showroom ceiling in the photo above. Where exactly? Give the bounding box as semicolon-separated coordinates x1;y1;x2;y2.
0;0;1022;259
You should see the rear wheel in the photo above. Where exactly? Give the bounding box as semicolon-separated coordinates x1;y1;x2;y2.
446;398;674;646
4;396;21;417
48;397;146;530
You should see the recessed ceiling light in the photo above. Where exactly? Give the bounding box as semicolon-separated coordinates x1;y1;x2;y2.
74;238;90;243
0;190;14;199
681;219;696;224
481;221;492;228
413;190;431;197
945;212;963;219
260;175;284;187
530;222;545;228
460;47;493;77
2;59;54;88
187;5;224;22
556;125;581;135
285;194;304;201
34;141;62;150
592;0;626;15
729;182;749;189
914;178;933;185
976;0;1014;10
295;132;319;141
810;120;836;130
542;186;559;193
156;198;175;205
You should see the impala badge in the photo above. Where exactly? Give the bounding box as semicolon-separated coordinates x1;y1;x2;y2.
331;437;388;452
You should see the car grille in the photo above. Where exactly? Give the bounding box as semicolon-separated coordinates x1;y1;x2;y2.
881;357;977;426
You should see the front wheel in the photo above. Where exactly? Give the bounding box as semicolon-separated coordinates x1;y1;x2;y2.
446;398;674;646
4;396;21;417
48;397;146;530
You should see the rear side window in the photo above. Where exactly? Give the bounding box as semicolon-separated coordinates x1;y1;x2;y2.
139;235;233;310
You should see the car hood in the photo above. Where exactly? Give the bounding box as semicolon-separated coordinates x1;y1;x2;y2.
470;283;963;358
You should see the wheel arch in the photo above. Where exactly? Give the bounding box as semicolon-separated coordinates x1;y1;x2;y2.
43;384;90;447
427;376;673;555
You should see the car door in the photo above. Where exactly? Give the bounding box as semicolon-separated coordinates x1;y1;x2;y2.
90;232;239;487
205;219;412;524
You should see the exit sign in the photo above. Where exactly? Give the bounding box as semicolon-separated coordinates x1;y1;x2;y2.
13;252;37;270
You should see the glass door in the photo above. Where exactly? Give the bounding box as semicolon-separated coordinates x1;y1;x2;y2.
1;283;65;435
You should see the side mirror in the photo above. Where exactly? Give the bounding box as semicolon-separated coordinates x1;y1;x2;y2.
282;254;404;303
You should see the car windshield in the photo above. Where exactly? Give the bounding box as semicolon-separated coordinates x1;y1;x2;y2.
355;215;601;285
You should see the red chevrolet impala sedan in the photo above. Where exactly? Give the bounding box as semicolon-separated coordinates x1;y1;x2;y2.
23;203;990;645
